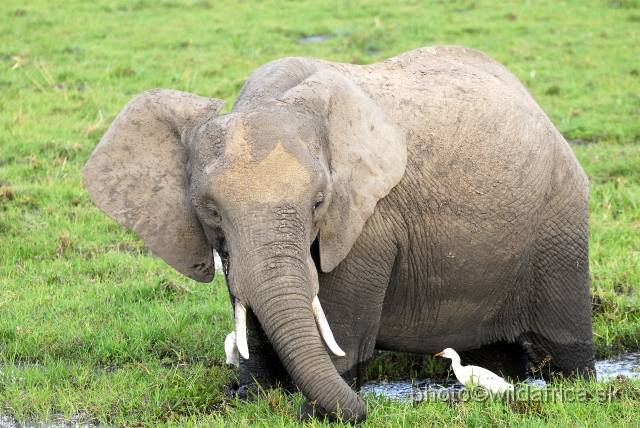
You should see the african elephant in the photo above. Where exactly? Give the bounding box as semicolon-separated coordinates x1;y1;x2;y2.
83;46;595;422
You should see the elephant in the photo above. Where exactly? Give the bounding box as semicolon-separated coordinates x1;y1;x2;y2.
83;46;595;422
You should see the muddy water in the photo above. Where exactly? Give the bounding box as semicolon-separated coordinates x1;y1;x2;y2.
593;352;640;381
361;352;640;400
0;417;91;428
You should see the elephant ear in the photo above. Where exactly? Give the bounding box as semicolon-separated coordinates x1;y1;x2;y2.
83;89;225;282
281;71;407;272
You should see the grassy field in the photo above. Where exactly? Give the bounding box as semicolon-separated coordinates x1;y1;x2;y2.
1;0;640;425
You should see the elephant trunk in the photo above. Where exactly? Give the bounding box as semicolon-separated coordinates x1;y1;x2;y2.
251;275;365;421
228;226;365;422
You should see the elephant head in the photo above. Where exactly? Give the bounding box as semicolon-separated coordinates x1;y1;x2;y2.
83;58;406;421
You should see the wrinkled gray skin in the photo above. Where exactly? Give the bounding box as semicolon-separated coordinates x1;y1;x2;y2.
83;46;595;422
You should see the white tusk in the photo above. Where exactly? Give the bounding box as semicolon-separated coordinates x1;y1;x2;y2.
312;295;346;357
224;331;239;366
235;300;249;360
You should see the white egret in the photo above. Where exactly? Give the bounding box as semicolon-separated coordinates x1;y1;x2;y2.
435;348;514;394
225;331;240;366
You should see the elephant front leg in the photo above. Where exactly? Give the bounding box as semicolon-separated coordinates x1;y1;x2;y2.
233;304;294;399
317;229;398;389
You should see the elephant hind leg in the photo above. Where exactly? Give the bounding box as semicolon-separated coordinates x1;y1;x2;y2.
518;332;595;380
458;342;529;382
524;161;595;380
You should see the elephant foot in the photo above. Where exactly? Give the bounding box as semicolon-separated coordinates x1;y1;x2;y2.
299;401;329;422
225;378;299;402
224;378;241;399
225;381;268;401
298;400;367;424
518;333;596;380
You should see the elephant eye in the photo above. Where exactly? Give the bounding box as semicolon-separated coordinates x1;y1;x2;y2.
203;201;222;226
312;192;324;217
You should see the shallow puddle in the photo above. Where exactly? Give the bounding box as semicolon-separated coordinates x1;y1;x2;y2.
297;34;333;43
0;415;91;428
594;351;640;381
361;352;640;400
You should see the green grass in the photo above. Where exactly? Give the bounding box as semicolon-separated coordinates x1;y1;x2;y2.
576;144;640;358
1;0;640;425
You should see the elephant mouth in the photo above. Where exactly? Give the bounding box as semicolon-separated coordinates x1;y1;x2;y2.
233;296;345;361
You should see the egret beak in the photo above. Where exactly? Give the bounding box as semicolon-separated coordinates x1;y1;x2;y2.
434;352;444;357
